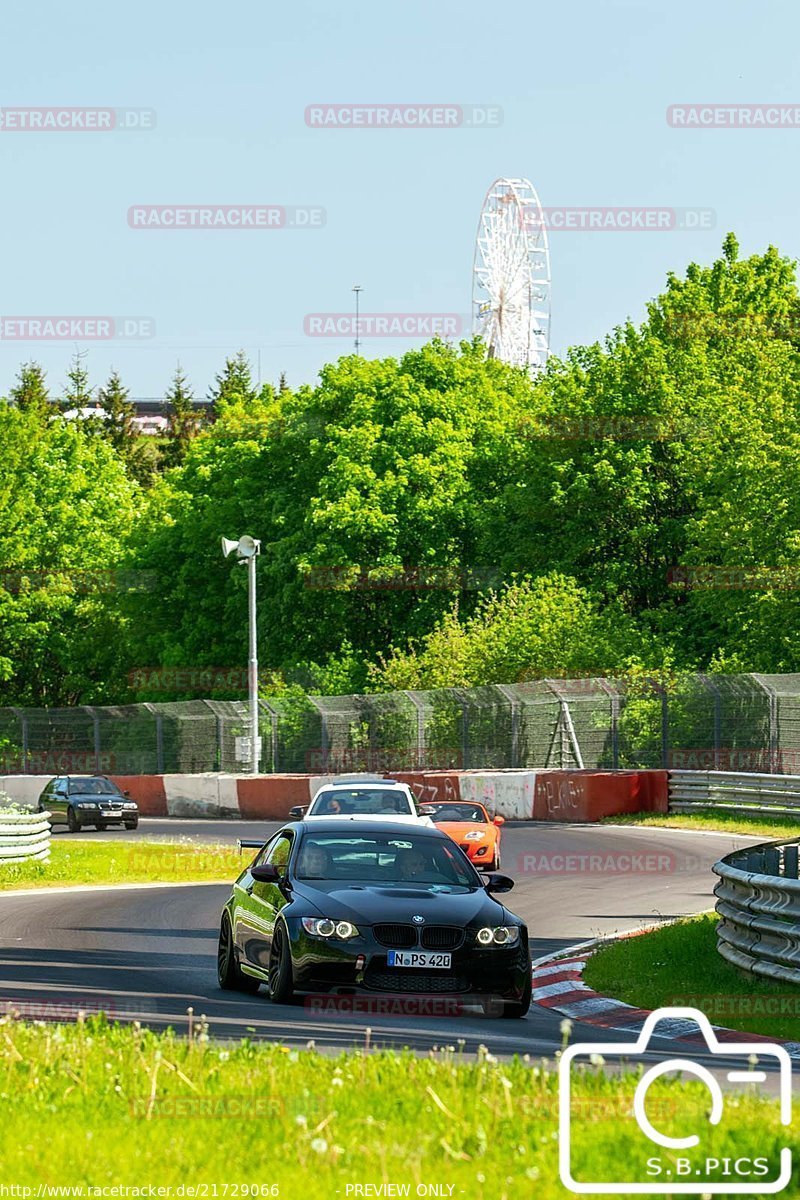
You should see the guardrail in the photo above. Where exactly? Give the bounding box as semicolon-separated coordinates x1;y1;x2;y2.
670;769;800;816
0;810;51;865
713;840;800;984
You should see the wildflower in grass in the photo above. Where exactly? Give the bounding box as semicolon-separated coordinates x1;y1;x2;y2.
310;1137;328;1154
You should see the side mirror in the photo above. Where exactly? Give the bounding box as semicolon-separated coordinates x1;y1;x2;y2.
288;805;307;820
123;790;131;798
493;815;505;826
251;863;281;883
483;872;514;894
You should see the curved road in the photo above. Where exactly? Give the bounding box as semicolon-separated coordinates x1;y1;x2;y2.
0;820;760;1058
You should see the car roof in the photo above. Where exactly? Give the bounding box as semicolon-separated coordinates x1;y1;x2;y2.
286;817;445;837
322;777;402;788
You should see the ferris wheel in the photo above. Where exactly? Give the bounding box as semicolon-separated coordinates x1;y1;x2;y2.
472;177;551;371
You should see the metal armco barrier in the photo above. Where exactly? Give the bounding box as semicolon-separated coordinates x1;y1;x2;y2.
670;769;800;816
713;840;800;984
0;809;51;864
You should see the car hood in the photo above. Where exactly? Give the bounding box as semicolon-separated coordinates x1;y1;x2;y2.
291;880;506;926
68;793;123;802
435;822;496;839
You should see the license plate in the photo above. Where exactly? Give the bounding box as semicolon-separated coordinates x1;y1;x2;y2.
386;951;451;969
101;811;119;818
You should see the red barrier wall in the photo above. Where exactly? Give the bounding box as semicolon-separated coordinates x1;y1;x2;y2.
109;775;167;817
236;775;312;819
532;770;668;822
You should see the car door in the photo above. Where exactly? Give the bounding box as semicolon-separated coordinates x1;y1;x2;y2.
234;832;294;973
49;778;67;823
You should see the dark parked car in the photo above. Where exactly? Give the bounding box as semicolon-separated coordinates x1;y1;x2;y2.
218;818;531;1017
38;775;139;832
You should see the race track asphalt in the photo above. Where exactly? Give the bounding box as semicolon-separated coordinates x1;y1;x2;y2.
0;820;763;1060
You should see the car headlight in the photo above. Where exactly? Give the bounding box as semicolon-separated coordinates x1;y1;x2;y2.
476;926;519;946
123;802;137;809
77;802;95;809
301;917;360;940
463;830;485;840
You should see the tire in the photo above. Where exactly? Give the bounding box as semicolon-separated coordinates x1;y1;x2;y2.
217;914;261;993
124;820;139;830
66;807;80;834
268;922;295;1004
501;970;532;1019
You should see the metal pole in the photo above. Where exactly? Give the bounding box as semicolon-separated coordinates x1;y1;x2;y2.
248;553;259;774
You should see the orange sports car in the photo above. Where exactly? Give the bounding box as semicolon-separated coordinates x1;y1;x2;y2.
419;800;505;870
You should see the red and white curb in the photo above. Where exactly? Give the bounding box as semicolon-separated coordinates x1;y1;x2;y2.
533;935;800;1057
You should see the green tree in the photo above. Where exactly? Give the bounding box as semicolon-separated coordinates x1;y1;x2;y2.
208;351;257;420
98;369;136;453
62;351;94;413
162;366;202;469
9;361;49;414
0;406;140;705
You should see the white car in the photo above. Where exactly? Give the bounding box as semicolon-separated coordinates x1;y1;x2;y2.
289;778;434;826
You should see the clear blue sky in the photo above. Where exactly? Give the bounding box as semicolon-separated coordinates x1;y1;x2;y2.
1;0;795;400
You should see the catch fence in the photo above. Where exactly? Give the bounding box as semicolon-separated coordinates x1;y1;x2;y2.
2;672;800;776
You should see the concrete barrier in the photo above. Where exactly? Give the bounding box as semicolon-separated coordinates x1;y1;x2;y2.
2;768;669;822
0;810;51;864
0;775;53;809
532;770;668;822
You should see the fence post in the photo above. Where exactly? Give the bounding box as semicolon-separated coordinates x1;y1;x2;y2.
460;692;470;771
404;692;425;770
752;674;780;773
10;708;29;773
144;704;164;774
258;700;278;773
598;679;620;769
660;684;669;769
495;684;520;769
83;706;101;774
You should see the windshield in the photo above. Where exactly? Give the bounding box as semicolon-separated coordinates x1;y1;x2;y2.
309;788;413;816
67;777;120;796
295;832;478;889
426;803;488;823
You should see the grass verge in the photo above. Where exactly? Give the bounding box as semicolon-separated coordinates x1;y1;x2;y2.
583;912;800;1041
0;1016;791;1194
602;808;800;839
0;838;245;890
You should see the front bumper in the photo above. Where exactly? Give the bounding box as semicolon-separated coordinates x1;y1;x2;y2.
287;924;529;1001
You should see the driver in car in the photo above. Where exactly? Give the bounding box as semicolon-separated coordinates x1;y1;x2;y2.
297;843;332;878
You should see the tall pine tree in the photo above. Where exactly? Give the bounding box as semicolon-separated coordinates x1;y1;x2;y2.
62;351;95;413
208;350;257;419
163;365;202;468
98;369;136;454
9;361;49;413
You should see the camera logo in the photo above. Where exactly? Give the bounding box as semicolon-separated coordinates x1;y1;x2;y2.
559;1007;792;1194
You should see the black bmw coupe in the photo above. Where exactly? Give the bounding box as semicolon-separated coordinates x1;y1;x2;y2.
217;818;531;1017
